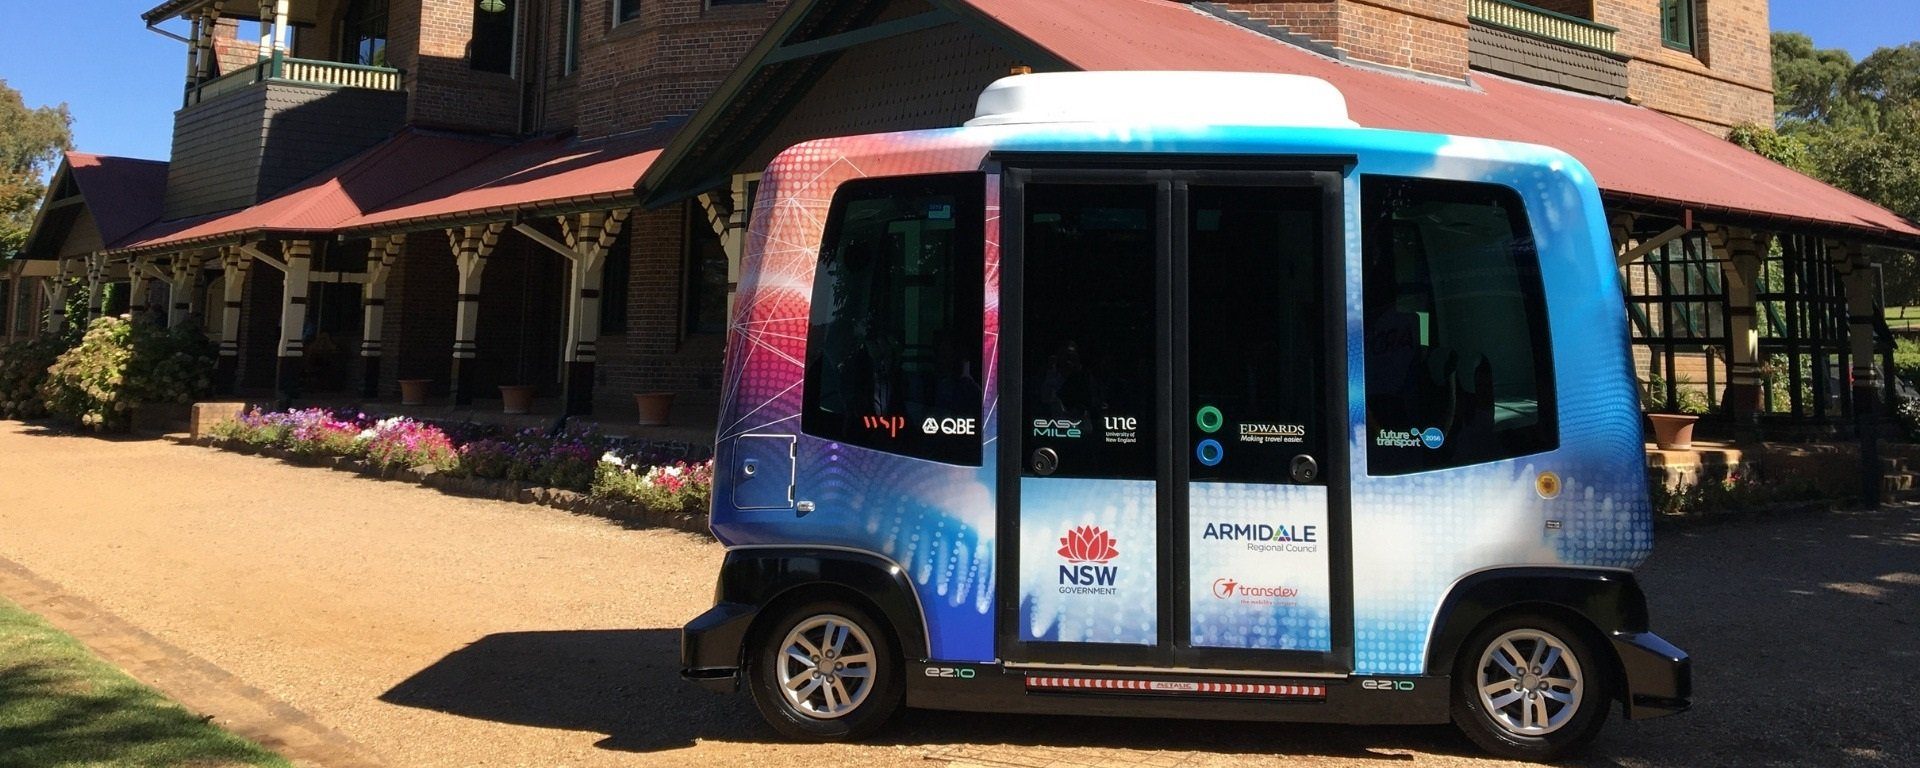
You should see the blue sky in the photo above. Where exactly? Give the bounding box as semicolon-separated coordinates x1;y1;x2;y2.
0;1;1916;163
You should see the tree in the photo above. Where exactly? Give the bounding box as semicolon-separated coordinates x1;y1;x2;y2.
0;79;74;261
1749;32;1920;313
1772;32;1862;127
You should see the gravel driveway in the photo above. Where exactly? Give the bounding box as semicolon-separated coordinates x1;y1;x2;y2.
0;420;1914;767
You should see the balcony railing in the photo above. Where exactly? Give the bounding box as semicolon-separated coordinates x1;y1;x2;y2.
186;53;403;107
1468;0;1617;53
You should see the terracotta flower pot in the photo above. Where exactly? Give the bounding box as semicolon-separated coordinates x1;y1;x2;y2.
1648;413;1699;450
499;385;537;415
634;392;676;426
398;379;433;406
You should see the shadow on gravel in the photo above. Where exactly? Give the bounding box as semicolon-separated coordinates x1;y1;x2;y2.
379;628;1461;761
375;510;1920;765
8;421;161;443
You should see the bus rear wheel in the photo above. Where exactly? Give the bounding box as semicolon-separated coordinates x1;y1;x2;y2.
746;599;903;741
1452;613;1610;762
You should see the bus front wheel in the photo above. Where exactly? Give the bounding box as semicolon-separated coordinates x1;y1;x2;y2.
746;599;903;741
1451;613;1610;762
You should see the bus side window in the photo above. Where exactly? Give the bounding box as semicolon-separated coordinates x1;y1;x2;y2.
800;173;986;466
1361;176;1558;475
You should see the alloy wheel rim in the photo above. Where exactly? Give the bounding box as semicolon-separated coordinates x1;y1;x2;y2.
776;614;877;719
1475;628;1584;737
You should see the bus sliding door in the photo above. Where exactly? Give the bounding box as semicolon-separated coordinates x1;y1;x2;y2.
999;167;1351;675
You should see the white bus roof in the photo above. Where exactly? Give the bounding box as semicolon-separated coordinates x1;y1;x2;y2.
965;71;1358;129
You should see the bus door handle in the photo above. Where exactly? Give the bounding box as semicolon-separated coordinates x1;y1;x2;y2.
1031;448;1060;477
1290;454;1319;483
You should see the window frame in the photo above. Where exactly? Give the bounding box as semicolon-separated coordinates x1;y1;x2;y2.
468;0;520;76
613;0;641;27
1359;174;1560;476
562;0;582;75
799;172;988;467
1660;0;1696;53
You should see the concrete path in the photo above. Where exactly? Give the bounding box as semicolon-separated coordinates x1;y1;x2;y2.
0;420;1915;767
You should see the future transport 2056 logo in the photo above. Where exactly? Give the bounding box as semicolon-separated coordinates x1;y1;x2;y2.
1057;525;1120;595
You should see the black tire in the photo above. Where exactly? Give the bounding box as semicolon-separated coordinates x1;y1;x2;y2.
1452;613;1611;762
745;598;903;742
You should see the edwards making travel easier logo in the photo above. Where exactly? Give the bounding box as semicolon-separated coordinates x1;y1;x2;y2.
1057;525;1120;595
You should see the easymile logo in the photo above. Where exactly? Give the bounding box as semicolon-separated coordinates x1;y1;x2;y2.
1033;419;1082;439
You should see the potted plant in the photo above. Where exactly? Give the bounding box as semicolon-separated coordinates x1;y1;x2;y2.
635;392;675;426
399;378;433;406
500;384;537;415
1645;375;1711;450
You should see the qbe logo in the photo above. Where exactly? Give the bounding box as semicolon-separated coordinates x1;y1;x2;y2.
921;417;978;436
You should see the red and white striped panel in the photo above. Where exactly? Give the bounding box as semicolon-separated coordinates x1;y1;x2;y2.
1024;676;1326;698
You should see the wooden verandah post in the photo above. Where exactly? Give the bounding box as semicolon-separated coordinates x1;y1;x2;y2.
447;223;503;407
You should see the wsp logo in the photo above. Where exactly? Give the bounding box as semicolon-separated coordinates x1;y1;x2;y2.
862;415;906;438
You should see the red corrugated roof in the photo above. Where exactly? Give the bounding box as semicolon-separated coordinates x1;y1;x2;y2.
115;129;513;253
114;123;676;253
958;0;1920;241
63;153;170;247
340;121;678;234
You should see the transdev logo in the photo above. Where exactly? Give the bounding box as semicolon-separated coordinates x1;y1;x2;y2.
1057;525;1120;594
1212;577;1299;602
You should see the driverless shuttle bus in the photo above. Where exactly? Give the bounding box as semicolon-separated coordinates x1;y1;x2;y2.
682;72;1689;761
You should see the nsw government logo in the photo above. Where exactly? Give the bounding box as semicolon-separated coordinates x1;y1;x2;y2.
1057;525;1120;595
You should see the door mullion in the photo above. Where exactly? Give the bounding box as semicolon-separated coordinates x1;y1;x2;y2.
1167;180;1192;654
1155;178;1178;653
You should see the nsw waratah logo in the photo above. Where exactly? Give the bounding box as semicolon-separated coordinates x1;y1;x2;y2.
1056;525;1120;594
1058;525;1119;563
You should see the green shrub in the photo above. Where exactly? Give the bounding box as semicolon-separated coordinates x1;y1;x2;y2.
592;457;714;515
0;334;73;419
40;318;216;431
1895;337;1920;387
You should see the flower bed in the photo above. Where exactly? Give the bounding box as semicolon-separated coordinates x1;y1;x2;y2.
205;407;714;534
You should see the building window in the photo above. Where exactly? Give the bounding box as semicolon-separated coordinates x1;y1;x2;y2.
601;225;630;335
685;205;729;336
339;0;389;66
1660;0;1695;52
563;0;582;75
802;173;985;466
1361;176;1557;476
614;0;641;26
470;0;517;75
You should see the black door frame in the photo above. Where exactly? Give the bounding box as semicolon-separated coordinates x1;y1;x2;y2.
994;158;1355;675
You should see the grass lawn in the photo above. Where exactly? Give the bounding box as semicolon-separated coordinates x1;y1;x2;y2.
0;595;289;768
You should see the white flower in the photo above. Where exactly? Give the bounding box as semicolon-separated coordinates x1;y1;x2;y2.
356;429;377;442
600;452;626;467
665;466;683;477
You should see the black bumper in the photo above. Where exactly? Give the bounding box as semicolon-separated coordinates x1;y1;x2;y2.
681;601;757;693
1611;631;1691;719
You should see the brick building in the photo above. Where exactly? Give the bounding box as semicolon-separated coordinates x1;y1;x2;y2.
11;0;1919;435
